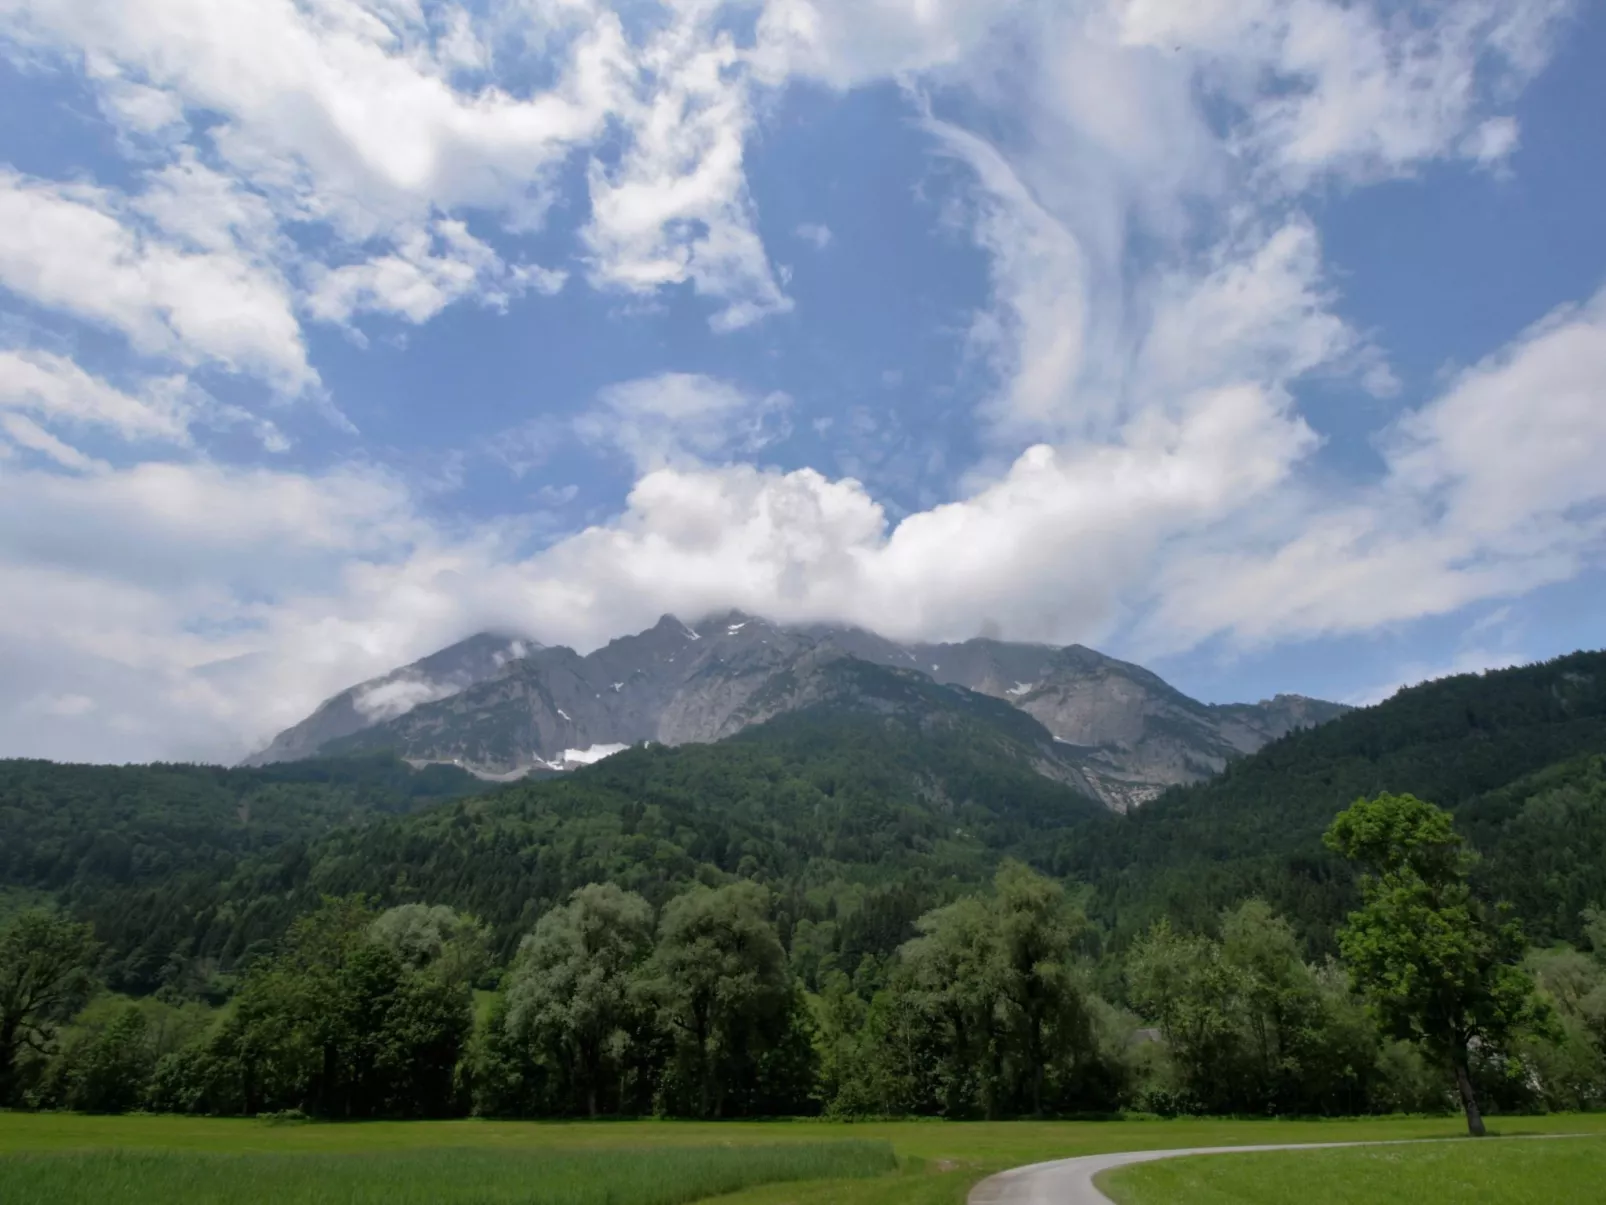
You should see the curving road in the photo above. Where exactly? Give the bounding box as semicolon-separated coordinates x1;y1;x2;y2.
965;1137;1532;1205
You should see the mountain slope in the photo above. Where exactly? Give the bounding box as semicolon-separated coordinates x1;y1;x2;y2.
39;658;1111;979
808;625;1349;807
12;650;1603;994
0;754;483;990
242;633;536;765
1056;649;1606;948
259;612;1349;808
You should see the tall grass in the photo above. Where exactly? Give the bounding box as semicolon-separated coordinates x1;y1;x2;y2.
0;1141;897;1205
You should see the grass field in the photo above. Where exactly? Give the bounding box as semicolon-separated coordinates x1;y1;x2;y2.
3;1113;1605;1205
0;1143;896;1205
1097;1135;1606;1205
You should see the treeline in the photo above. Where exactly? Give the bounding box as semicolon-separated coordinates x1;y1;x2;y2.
5;798;1604;1123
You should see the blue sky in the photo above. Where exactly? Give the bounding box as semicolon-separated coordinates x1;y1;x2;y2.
1;0;1603;762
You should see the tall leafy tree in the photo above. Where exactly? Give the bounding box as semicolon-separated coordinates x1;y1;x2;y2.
1325;792;1546;1135
893;894;1001;1116
641;881;798;1117
370;903;491;986
993;862;1088;1116
1127;917;1245;1111
502;884;654;1116
860;862;1092;1118
0;911;98;1106
195;898;474;1118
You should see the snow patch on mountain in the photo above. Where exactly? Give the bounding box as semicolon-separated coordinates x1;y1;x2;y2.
559;743;629;767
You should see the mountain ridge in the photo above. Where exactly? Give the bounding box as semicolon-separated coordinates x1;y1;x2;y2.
248;611;1349;809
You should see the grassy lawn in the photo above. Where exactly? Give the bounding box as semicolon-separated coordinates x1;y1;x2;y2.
1098;1135;1606;1205
0;1143;895;1205
2;1113;1605;1204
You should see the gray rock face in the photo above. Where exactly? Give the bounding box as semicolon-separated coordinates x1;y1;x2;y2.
239;633;538;766
250;611;1350;809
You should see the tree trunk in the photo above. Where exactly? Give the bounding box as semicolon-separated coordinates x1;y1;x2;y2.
1030;1015;1044;1117
1452;1054;1486;1137
0;1014;18;1106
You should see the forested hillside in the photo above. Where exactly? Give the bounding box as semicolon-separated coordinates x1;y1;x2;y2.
1057;650;1606;949
5;652;1604;991
2;650;1604;1125
2;662;1109;993
0;755;482;990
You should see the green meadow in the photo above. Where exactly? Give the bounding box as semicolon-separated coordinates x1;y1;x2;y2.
5;1114;1606;1205
1098;1135;1606;1205
0;1143;896;1205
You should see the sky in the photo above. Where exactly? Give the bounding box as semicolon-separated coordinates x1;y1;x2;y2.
1;0;1604;764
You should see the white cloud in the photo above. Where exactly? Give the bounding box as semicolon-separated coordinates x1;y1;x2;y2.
0;412;106;472
2;0;806;337
27;692;98;718
0;349;193;443
2;0;627;231
582;7;792;331
1116;0;1572;187
4;287;1602;762
353;674;462;720
0;170;313;390
1140;287;1606;652
1463;117;1522;166
576;373;792;471
306;219;562;326
794;223;832;249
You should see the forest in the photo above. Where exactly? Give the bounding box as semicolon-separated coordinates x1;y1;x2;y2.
1;651;1604;1123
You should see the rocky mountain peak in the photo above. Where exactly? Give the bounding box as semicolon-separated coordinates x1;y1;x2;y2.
248;613;1351;810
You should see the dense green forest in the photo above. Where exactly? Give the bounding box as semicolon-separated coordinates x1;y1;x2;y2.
0;650;1603;1121
0;755;483;991
3;672;1111;995
1057;650;1606;951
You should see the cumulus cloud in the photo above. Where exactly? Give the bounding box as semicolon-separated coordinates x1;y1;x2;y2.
13;267;1604;763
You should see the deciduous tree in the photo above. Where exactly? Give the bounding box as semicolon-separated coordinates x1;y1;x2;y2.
1325;792;1546;1135
0;910;98;1105
502;884;654;1117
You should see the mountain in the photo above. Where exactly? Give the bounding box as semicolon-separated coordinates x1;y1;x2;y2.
17;657;1113;987
804;624;1350;807
250;613;1349;812
242;632;537;766
1055;648;1606;949
250;612;1348;809
11;649;1604;995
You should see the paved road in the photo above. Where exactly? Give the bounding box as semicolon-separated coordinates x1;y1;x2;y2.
966;1139;1461;1205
